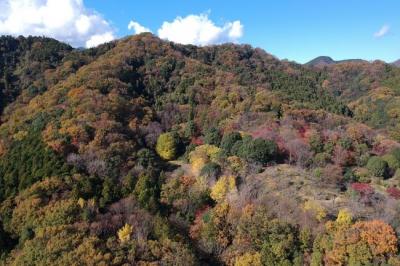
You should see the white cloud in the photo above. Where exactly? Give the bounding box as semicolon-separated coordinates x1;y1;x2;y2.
128;20;151;34
0;0;116;48
374;24;390;38
157;13;243;45
85;32;115;48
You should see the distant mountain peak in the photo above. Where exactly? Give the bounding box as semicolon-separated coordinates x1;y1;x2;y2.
305;56;367;67
305;56;335;67
392;59;400;67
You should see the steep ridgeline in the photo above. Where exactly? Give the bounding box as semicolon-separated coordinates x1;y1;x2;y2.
0;36;116;114
0;36;72;112
1;33;400;265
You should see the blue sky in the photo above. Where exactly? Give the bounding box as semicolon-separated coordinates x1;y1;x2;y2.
0;0;398;63
84;0;399;63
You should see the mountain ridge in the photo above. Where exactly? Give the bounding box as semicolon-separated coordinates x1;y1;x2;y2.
305;55;368;67
392;59;400;67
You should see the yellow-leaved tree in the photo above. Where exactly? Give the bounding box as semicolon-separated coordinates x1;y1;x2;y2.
336;209;352;226
303;200;327;222
189;144;221;175
234;252;262;266
117;223;133;243
210;175;236;202
156;132;178;160
77;198;85;209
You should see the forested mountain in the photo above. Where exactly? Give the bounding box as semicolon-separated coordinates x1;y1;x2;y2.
1;33;400;265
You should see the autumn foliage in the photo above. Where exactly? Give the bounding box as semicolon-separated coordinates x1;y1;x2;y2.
1;33;400;265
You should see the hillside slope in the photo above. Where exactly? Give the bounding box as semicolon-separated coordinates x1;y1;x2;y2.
1;33;400;265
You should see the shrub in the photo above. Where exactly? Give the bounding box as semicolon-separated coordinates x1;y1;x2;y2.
227;156;246;173
387;187;400;199
234;136;278;164
220;132;242;155
204;127;222;146
313;152;331;167
19;227;34;245
137;148;156;168
309;134;324;154
248;138;277;164
343;168;358;183
323;140;335;155
339;137;353;150
200;162;221;179
231;140;244;156
314;168;323;180
391;148;400;161
357;153;371;167
355;143;369;155
184;120;197;139
183;143;196;161
382;154;400;170
350;182;374;196
366;156;389;178
156;132;179;160
394;168;400;179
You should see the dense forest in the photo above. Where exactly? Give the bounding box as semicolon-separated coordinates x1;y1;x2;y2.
0;33;400;265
